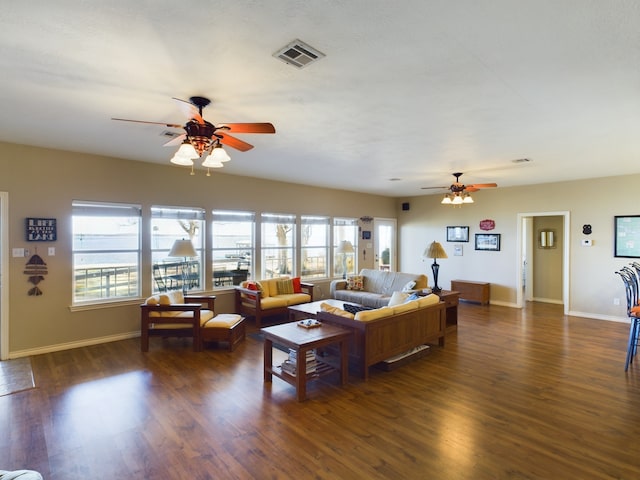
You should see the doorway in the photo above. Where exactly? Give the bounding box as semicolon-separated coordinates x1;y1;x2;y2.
516;211;570;314
1;191;8;359
373;218;396;271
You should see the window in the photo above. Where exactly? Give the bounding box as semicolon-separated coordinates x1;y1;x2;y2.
151;206;205;293
261;213;295;278
333;218;358;277
72;201;141;304
301;215;329;279
212;210;255;288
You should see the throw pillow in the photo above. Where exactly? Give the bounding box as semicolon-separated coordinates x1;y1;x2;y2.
402;280;417;292
404;292;420;303
388;291;409;306
292;276;302;293
246;282;258;291
343;304;373;315
346;275;364;291
277;279;295;295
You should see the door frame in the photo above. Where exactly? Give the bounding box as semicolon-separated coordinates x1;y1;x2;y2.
1;191;8;359
516;210;570;314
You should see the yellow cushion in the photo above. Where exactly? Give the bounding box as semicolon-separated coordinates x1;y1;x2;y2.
392;301;419;314
354;306;392;321
259;296;288;309
417;293;440;307
320;302;355;319
280;293;312;306
204;314;243;328
158;294;171;305
149;310;214;323
145;295;160;305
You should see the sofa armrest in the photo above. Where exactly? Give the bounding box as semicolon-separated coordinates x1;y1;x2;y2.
330;279;347;297
300;282;314;299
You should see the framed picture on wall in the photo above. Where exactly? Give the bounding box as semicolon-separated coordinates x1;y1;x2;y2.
475;233;501;251
614;215;640;258
447;226;469;242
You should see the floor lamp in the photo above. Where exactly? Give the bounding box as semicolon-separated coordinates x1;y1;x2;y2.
336;240;354;279
169;239;197;295
424;241;447;293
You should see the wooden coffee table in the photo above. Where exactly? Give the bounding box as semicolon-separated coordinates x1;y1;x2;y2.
262;321;351;401
288;298;360;321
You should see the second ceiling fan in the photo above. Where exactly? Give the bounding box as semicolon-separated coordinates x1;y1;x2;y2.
422;172;497;204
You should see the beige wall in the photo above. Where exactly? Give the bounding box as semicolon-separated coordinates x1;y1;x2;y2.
0;142;396;356
1;140;635;357
397;174;638;320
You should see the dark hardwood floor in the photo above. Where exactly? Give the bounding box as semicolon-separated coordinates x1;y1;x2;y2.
1;302;639;479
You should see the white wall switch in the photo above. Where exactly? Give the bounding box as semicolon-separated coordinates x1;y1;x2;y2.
48;247;55;256
581;239;592;246
12;248;24;257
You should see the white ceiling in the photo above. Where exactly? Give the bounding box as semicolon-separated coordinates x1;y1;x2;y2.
0;1;638;197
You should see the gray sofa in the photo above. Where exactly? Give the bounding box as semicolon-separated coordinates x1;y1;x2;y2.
329;268;428;308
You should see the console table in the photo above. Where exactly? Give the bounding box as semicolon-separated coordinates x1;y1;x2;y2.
450;280;490;305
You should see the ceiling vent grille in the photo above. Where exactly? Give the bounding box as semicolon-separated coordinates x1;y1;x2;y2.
273;39;325;69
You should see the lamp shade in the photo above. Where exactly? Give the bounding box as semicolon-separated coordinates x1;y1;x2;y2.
210;145;231;163
336;240;355;254
424;241;447;259
201;154;224;168
169;239;197;258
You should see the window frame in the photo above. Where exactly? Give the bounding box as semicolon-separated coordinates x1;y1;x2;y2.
71;200;142;306
333;217;359;278
150;206;205;294
211;210;255;289
261;213;296;279
300;215;329;279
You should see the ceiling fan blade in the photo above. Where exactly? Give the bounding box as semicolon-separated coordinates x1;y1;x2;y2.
421;186;447;190
468;183;498;188
163;133;186;147
172;97;205;124
111;118;183;129
216;123;276;134
217;132;254;151
465;187;480;192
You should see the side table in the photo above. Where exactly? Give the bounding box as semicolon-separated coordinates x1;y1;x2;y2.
262;322;351;401
435;290;459;330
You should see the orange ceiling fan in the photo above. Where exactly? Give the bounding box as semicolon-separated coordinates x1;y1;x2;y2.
421;172;497;204
112;96;275;172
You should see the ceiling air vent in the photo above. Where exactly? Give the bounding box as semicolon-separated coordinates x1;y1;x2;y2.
273;39;325;69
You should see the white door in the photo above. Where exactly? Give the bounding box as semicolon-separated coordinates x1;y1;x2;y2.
373;218;396;271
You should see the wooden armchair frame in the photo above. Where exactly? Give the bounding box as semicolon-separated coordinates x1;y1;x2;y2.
140;295;216;352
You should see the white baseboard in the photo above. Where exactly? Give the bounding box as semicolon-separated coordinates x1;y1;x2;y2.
8;331;140;359
567;311;629;323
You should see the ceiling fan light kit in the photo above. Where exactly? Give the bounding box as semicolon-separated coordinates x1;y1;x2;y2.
112;96;275;176
424;172;496;206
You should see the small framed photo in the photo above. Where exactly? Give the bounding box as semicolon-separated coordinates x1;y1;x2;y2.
475;233;501;251
453;244;463;256
447;226;469;242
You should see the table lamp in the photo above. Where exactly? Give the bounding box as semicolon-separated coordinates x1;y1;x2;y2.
336;240;355;279
169;239;197;295
424;241;447;293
